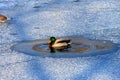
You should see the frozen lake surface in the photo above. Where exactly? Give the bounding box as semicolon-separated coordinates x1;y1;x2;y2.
0;0;120;80
12;37;119;57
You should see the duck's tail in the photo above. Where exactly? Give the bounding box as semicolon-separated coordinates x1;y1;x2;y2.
7;18;11;20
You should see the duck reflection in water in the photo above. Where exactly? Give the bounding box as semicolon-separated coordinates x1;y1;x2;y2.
49;46;71;53
49;47;55;53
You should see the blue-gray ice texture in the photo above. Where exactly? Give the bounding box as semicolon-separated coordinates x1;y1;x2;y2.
0;0;120;80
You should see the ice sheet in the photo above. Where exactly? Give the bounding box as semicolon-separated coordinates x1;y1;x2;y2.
0;0;120;80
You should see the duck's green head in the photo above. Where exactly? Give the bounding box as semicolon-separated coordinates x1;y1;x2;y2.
50;37;56;42
48;37;56;46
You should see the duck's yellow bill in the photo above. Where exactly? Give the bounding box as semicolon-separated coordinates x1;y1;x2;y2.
48;40;51;45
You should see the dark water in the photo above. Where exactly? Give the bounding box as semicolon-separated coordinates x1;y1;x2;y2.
12;37;119;57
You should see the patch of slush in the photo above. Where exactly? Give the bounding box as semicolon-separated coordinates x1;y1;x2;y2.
88;72;117;80
16;10;73;39
40;58;91;80
0;42;40;80
86;1;120;12
0;24;20;44
0;61;38;80
0;1;17;9
14;0;120;43
115;50;120;59
0;42;35;67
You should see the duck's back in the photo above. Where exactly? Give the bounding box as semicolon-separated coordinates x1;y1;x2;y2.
55;39;71;44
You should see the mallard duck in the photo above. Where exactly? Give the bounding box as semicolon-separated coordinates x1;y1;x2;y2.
48;37;71;49
0;14;10;23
